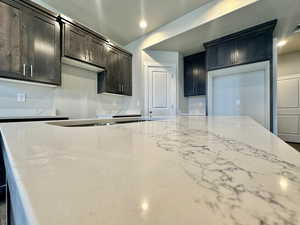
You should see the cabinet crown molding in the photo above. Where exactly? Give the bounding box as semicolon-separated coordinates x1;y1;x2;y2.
203;20;277;48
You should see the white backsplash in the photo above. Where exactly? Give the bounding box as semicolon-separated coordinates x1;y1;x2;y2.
188;96;206;116
0;64;141;119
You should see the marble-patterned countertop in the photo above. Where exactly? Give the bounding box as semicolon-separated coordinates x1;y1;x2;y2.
0;116;299;225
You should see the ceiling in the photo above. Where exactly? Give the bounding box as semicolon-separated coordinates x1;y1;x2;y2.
278;32;300;55
41;0;213;45
149;0;300;56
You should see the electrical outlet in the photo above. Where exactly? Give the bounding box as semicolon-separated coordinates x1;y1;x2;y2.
17;93;26;103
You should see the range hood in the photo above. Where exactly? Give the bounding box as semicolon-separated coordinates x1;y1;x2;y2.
62;57;105;73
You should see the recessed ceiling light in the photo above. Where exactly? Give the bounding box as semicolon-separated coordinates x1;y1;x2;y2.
294;24;300;33
277;40;287;47
139;20;147;29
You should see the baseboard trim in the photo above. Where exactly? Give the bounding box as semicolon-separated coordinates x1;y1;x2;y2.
279;134;300;143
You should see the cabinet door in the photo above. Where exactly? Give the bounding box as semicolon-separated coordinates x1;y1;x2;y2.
236;33;272;65
63;23;88;62
217;40;236;68
184;58;194;97
27;11;61;85
125;54;132;96
206;40;236;71
119;53;132;96
88;36;106;68
184;52;206;96
196;52;206;95
0;0;24;79
105;47;120;94
206;45;218;71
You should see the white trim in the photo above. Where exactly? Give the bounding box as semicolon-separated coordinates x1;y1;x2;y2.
0;77;58;88
278;134;300;143
273;38;278;134
144;63;177;117
207;61;271;130
277;74;300;81
62;57;105;73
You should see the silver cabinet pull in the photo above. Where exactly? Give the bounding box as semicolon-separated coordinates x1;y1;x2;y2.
30;65;33;77
23;64;26;76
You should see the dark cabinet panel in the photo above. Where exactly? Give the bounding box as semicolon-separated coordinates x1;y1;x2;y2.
204;20;276;71
62;22;108;69
63;23;88;62
119;52;132;96
206;45;218;72
0;0;24;79
88;36;106;68
0;0;61;85
217;40;236;68
184;52;206;97
97;47;132;96
27;11;61;85
184;58;194;96
236;33;273;65
205;39;236;71
106;47;121;93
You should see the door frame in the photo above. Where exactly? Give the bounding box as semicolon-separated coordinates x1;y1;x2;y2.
207;61;270;129
144;63;177;118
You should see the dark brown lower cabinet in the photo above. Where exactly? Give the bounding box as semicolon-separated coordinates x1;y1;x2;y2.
0;0;61;85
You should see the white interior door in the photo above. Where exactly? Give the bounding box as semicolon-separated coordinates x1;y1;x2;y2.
148;66;176;118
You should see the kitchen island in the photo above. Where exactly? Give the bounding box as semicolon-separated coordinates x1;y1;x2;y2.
0;116;299;225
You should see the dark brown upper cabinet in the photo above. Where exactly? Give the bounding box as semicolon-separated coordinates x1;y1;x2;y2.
62;19;107;69
63;23;88;62
97;47;132;96
88;36;107;68
204;20;277;71
119;52;132;96
235;32;273;65
0;0;24;80
27;10;61;85
61;16;132;96
184;52;206;97
0;0;61;85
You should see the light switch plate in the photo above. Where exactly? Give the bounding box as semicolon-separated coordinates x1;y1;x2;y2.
17;93;26;103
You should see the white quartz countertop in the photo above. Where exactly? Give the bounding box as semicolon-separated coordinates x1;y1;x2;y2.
0;116;300;225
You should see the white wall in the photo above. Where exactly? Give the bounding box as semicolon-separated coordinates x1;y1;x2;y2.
188;97;206;115
278;51;300;77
